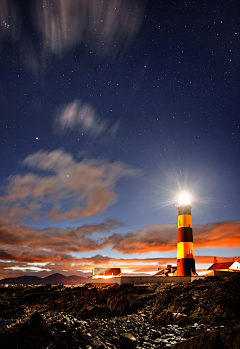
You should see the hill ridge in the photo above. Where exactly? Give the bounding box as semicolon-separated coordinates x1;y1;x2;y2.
0;272;86;285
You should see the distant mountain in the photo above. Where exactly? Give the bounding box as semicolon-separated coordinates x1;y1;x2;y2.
0;273;87;286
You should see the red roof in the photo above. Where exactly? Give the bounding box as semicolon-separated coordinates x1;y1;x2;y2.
208;262;233;270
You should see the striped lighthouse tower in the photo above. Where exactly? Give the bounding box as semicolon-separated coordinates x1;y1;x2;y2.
177;194;196;276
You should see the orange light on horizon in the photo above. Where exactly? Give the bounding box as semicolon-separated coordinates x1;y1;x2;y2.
92;273;121;279
92;267;121;279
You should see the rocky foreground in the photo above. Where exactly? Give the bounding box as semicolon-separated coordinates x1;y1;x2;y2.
0;273;240;348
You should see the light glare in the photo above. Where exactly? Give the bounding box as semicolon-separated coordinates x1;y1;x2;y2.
178;193;191;206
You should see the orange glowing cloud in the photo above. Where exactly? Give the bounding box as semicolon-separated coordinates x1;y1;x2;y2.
194;221;240;248
0;213;239;258
109;221;240;254
109;224;176;254
0;215;123;253
0;249;238;280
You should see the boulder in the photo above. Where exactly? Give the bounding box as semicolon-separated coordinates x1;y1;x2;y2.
119;333;137;348
29;311;43;328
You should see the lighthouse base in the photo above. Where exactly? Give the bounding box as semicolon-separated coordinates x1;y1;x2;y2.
177;258;196;276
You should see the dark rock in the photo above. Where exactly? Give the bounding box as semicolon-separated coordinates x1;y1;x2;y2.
61;329;73;342
172;312;189;326
92;339;106;348
151;331;161;339
182;330;193;339
172;331;223;349
1;275;240;349
153;310;173;326
29;310;43;328
120;333;137;348
55;341;68;349
198;314;217;325
19;320;32;333
220;324;240;349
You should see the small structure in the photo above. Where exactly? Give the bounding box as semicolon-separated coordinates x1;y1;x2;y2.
155;265;177;276
204;257;240;277
92;267;121;279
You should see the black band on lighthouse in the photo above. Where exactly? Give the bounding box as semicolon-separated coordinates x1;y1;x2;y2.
178;227;193;242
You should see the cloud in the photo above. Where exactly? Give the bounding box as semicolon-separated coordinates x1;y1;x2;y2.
109;221;240;254
0;0;145;75
0;248;238;279
0;247;72;264
109;224;177;254
34;0;145;58
55;99;119;137
0;0;21;47
1;149;137;221
0;214;123;254
0;250;174;269
192;221;240;248
1;214;239;266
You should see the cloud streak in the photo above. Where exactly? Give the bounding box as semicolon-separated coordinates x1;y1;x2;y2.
0;217;239;260
0;248;238;279
109;221;240;254
0;0;21;46
55;99;119;137
34;0;145;58
0;215;123;253
0;0;145;75
1;149;137;221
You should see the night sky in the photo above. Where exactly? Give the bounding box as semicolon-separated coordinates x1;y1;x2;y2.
0;0;240;278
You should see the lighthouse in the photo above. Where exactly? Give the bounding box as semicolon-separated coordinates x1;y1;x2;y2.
177;193;196;276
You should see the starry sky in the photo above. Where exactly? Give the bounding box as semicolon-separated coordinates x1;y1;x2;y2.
0;0;240;278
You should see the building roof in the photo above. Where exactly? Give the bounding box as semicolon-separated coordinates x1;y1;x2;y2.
208;262;233;270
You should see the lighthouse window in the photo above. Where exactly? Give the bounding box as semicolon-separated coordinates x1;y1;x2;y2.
189;249;192;254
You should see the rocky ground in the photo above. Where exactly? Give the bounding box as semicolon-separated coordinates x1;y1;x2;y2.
0;273;240;348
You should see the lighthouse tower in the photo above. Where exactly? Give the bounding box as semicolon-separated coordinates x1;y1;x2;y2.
177;194;196;276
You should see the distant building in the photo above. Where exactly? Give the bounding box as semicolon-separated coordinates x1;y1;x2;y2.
208;257;240;272
203;257;240;276
92;267;121;279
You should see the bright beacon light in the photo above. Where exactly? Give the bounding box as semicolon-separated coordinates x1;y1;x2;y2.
178;193;191;206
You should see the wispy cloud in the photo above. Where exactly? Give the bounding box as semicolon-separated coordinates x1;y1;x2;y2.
1;149;137;221
0;0;21;45
54;99;119;137
0;249;238;279
109;221;240;254
34;0;145;58
0;216;239;260
0;0;145;75
0;216;122;253
109;224;176;254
